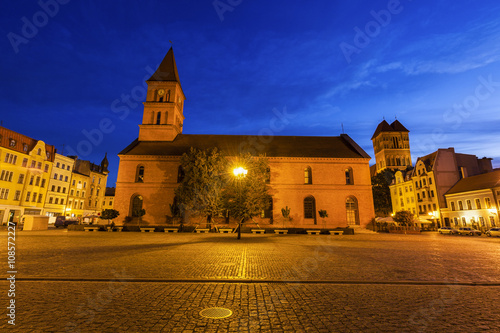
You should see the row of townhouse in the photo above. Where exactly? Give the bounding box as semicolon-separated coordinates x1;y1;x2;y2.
0;126;109;225
390;147;497;230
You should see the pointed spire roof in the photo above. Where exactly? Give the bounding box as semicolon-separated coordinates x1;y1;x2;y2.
371;119;409;139
147;47;182;85
390;120;409;132
371;120;393;139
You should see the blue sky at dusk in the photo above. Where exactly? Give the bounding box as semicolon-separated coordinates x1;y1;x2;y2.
1;0;500;186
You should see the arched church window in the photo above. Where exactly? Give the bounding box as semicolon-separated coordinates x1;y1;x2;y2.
304;196;316;222
156;112;161;125
131;195;143;217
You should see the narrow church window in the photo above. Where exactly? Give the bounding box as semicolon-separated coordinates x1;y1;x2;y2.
159;96;164;102
265;167;271;184
304;196;316;222
166;90;170;102
261;196;273;220
156;112;161;125
136;165;145;183
177;166;185;183
304;167;312;184
345;168;353;185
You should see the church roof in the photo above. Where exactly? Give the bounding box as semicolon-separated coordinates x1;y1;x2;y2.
147;47;182;85
446;169;500;195
119;134;371;159
390;120;409;132
371;119;409;139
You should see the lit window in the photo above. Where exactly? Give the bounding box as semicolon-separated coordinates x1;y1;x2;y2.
345;168;353;185
475;199;481;210
304;167;312;184
485;198;491;209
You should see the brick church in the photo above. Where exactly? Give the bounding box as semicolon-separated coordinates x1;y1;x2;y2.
114;48;375;229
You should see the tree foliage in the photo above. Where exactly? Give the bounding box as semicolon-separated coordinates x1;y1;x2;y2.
222;152;270;222
175;148;227;223
393;210;414;226
371;169;394;215
100;209;119;224
174;148;271;225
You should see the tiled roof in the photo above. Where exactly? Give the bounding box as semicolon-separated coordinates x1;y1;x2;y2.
119;134;371;159
446;169;500;195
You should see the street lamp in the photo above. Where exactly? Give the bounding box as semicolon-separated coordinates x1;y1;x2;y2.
233;167;247;240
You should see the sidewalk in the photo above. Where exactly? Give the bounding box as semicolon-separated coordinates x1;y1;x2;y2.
1;230;499;332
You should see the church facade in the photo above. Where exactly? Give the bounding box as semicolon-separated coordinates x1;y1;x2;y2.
114;48;375;229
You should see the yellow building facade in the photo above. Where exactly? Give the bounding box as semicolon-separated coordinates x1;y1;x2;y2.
44;153;75;217
441;169;500;231
0;126;56;224
390;170;416;215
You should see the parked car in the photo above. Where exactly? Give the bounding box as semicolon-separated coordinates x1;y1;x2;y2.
54;216;79;228
485;227;500;237
438;227;457;234
456;227;482;236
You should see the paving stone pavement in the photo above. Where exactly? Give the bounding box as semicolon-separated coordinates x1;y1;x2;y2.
1;230;499;332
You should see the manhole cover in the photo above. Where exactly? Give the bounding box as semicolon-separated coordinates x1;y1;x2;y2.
199;307;233;319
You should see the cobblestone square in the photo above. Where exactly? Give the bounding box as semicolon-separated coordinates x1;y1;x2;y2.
1;230;499;332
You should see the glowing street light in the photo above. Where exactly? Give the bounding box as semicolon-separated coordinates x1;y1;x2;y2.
233;166;247;240
233;167;248;177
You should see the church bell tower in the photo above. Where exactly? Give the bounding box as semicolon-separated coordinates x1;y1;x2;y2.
138;47;186;142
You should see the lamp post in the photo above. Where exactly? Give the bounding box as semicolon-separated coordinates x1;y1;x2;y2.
233;167;247;240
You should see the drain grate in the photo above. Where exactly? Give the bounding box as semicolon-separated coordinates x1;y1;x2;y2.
199;307;233;319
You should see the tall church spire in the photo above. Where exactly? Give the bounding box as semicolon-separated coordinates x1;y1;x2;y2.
147;47;182;85
139;48;186;142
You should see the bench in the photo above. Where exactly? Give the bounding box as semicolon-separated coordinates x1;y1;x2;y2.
274;229;288;234
84;226;100;232
251;229;266;234
196;229;209;233
219;228;233;233
306;230;321;235
329;230;344;235
164;228;178;233
140;227;156;232
106;226;123;232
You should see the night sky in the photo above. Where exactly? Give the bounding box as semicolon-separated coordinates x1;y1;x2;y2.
2;0;500;186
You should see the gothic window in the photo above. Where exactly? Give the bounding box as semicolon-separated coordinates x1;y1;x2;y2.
156;112;161;125
136;165;145;183
304;167;312;184
303;196;316;222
